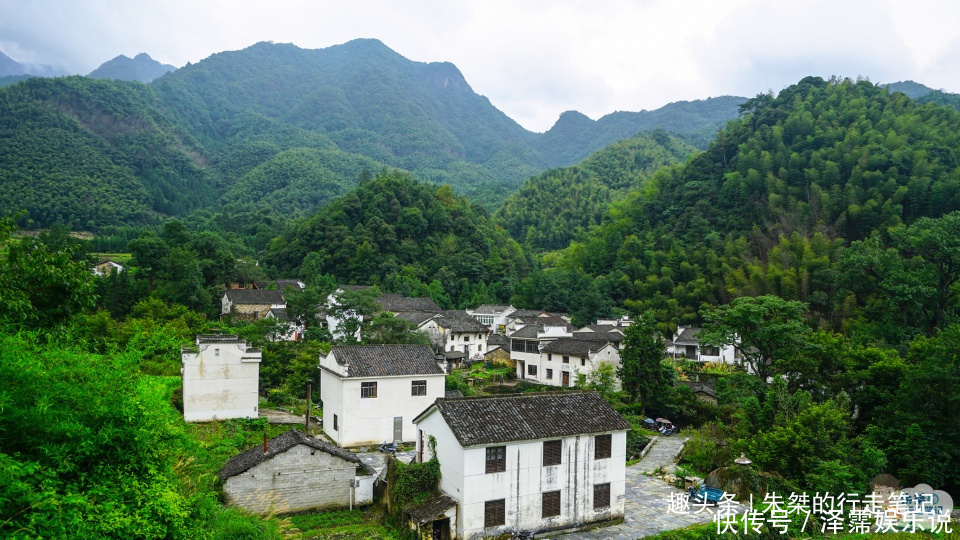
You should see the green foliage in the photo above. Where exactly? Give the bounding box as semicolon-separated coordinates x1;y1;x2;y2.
618;315;670;408
267;173;530;307
390;457;441;510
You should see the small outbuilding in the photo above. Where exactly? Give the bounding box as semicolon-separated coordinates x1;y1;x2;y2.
219;428;374;514
181;335;261;422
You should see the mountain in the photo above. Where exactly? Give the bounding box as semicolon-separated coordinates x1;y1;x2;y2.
88;53;176;83
885;80;935;99
0;74;35;88
531;76;960;329
0;39;747;229
536;96;745;167
0;49;64;77
496;129;696;251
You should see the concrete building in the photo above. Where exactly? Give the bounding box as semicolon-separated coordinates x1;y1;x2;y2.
537;339;621;389
221;289;285;320
465;304;517;334
413;392;630;539
510;322;573;382
181;335;261;422
219;428;373;514
667;326;739;364
319;344;446;447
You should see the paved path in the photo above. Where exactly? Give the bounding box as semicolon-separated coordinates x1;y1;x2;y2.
555;436;731;539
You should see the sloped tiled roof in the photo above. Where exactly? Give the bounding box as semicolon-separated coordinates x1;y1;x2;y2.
329;344;444;378
540;338;607;357
571;331;624;343
267;307;289;321
674;327;702;345
437;310;489;333
396;310;439;327
581;324;616;333
471;304;513;315
408;492;458;524
509;309;545;319
340;284;372;292
487;334;509;347
378;293;441;313
224;289;285;305
416;392;630;447
509;320;574;339
219;428;362;480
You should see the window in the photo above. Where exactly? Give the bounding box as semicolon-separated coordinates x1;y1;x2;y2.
512;339;524;352
361;381;378;398
593;483;611;509
215;348;220;356
411;380;427;396
547;353;552;362
546;368;553;379
526;340;539;353
485;499;506;527
464;336;470;342
485;446;506;473
563;356;569;364
543;440;561;466
542;490;561;518
333;414;338;431
595;434;612;459
527;364;537;377
581;358;586;366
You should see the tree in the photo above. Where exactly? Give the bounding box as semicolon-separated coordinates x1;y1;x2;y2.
323;287;382;343
586;361;618;400
617;314;668;411
361;312;431;345
700;295;810;381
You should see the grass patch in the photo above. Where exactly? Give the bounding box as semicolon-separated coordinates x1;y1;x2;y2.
289;507;399;539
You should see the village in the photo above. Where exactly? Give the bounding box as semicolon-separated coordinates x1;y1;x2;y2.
177;280;744;540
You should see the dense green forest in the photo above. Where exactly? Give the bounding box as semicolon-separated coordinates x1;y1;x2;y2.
265;172;530;308
496;129;696;251
0;39;746;229
518;76;960;335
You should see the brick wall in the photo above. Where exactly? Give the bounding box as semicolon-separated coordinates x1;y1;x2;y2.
223;444;359;514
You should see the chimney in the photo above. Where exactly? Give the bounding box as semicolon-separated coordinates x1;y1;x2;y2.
263;431;268;453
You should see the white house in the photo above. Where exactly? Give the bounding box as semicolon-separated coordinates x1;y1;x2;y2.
510;322;573;382
319;344;446;447
219;428;374;514
465;304;517;334
221;289;285;320
323;287;442;341
537;338;622;389
413;392;631;539
92;259;125;276
181;335;261;422
436;310;489;359
667;326;739;364
263;307;304;342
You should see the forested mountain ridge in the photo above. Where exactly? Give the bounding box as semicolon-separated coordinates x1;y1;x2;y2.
536;95;745;166
0;39;749;228
0;76;215;228
495;130;696;251
265;172;530;308
88;53;176;83
524;76;960;335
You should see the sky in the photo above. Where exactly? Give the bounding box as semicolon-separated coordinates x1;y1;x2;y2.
2;0;960;132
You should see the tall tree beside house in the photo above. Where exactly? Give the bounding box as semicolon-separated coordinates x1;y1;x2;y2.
699;295;810;381
617;314;669;412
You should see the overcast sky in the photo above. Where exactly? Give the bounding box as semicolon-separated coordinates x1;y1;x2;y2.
2;0;960;132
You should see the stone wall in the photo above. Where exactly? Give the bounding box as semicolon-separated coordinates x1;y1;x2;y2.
223;444;359;514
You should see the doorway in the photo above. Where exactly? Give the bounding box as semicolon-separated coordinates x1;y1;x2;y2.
432;517;450;540
562;371;570;387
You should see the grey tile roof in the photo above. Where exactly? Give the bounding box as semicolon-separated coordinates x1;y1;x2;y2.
330;344;445;378
267;307;289;321
509;309;545;319
396;310;439;327
674;327;702;345
408;492;458;524
487;334;509;347
571;331;624;343
437;310;489;333
224;289;285;305
417;392;630;447
509;320;574;339
195;334;244;344
377;293;441;313
444;390;464;398
471;304;513;314
219;428;362;480
581;324;616;333
540;338;606;357
275;279;304;292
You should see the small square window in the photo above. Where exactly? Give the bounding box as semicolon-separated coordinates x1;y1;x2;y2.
563;356;569;364
543;440;561;466
546;368;553;379
542;490;561;518
527;364;537;376
486;446;506;473
594;483;611;509
411;380;427;396
485;499;505;527
361;381;378;399
465;336;470;342
595;434;612;459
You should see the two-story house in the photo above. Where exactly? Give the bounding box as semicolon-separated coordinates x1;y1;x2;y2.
510;322;573;382
465;304;517;334
181;334;261;422
538;338;621;388
413;392;630;539
221;289;285;321
319;344;445;447
436;310;490;359
667;326;739;364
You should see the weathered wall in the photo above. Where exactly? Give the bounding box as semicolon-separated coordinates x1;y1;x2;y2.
223;444;359;514
182;343;260;422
